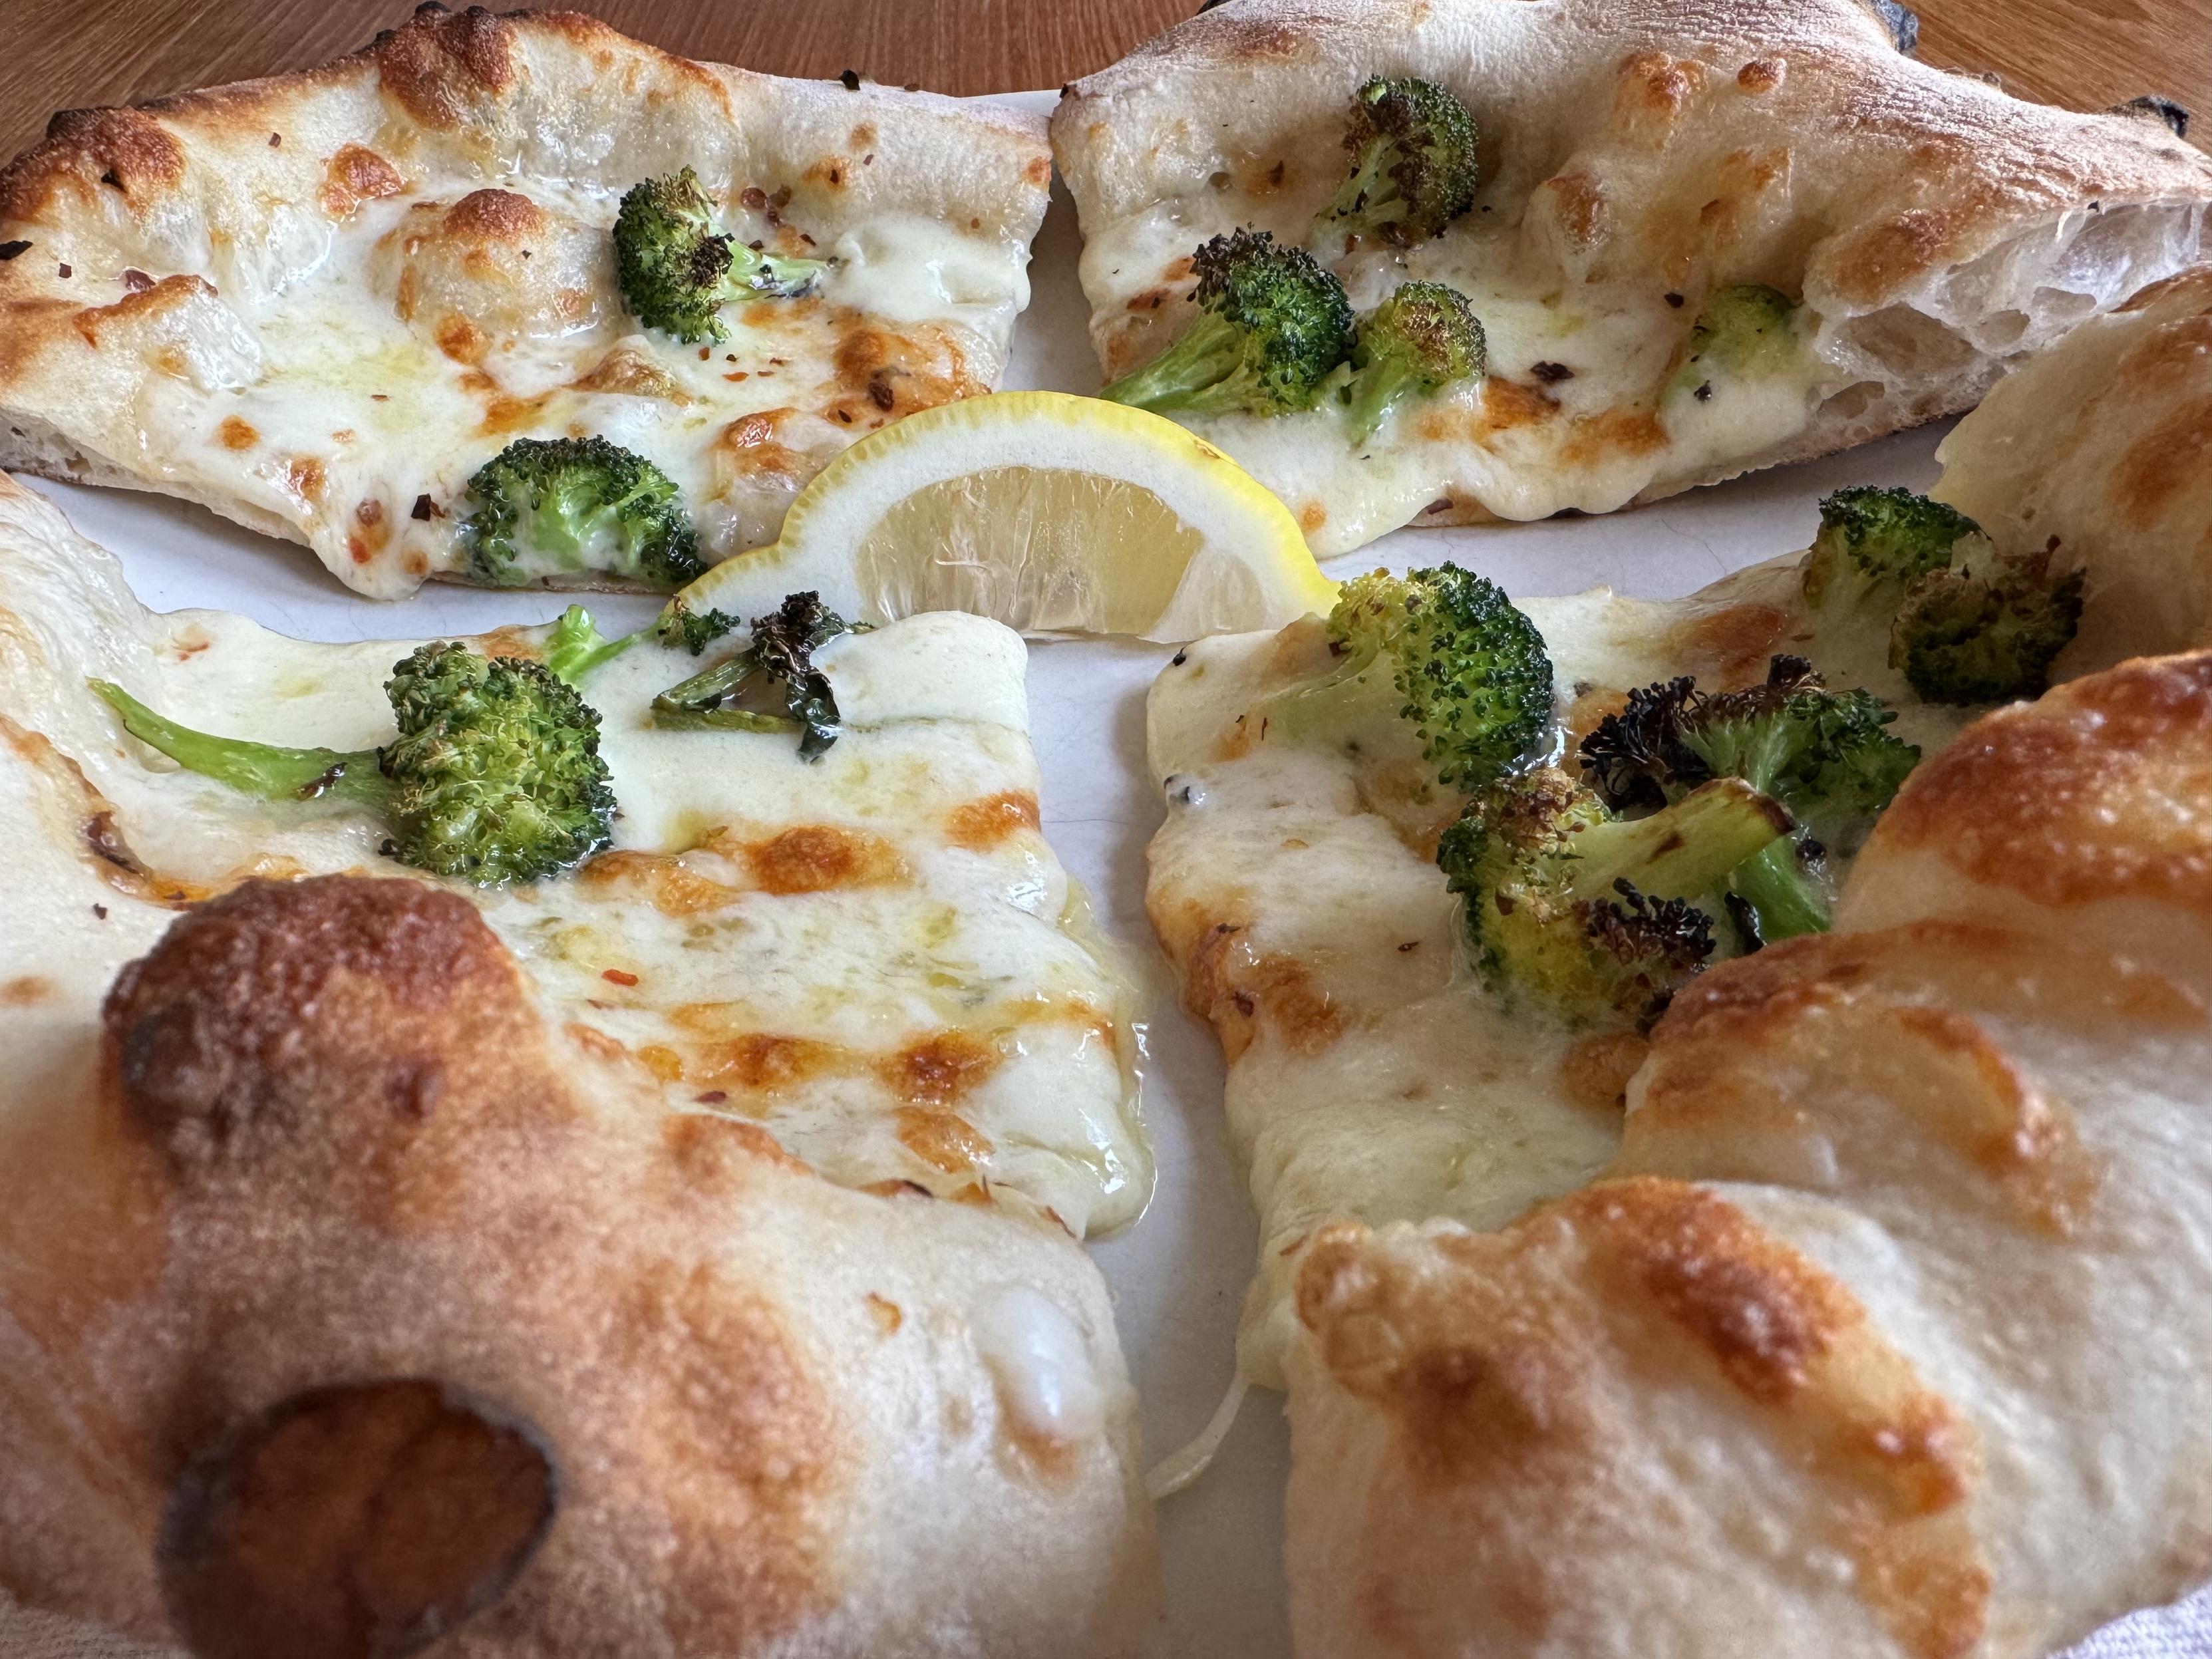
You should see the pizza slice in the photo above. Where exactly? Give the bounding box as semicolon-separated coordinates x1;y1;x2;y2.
0;470;1150;1237
1144;267;2212;1649
1052;0;2212;555
0;873;1162;1656
0;5;1052;597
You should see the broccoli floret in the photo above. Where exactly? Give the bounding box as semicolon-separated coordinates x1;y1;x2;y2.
1313;76;1482;251
613;166;827;343
1802;486;1980;604
655;597;742;655
91;644;615;887
1578;655;1919;943
1341;281;1487;442
1262;565;1553;792
651;591;855;759
543;605;637;684
461;436;704;591
1098;229;1354;418
1667;283;1801;402
1801;486;2083;705
1891;548;2086;706
1438;766;1794;1028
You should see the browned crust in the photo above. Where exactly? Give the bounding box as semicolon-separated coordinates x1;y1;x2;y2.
1861;651;2212;913
3;875;849;1646
1297;1177;1990;1655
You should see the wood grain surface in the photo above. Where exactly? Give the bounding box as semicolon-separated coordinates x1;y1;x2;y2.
0;0;2204;163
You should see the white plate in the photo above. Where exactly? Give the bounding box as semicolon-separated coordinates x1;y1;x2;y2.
5;88;2200;1659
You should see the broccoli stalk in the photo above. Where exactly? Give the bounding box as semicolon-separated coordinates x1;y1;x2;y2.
1438;766;1795;1029
613;166;827;343
1577;655;1920;944
651;591;855;760
544;605;637;684
1666;284;1802;404
1098;229;1354;418
1313;76;1482;251
91;643;615;887
1802;486;2084;705
1260;564;1553;792
1341;281;1486;442
461;436;705;591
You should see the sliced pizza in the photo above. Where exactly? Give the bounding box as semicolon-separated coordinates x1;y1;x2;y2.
0;472;1149;1238
0;871;1161;1655
1052;0;2212;555
0;5;1052;597
1144;267;2212;1650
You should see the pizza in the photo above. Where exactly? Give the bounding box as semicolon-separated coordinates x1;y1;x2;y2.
0;476;1151;1239
0;5;1053;598
1051;0;2212;556
0;470;1166;1650
1144;265;2212;1650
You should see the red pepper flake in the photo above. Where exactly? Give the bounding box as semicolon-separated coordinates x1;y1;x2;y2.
91;903;108;919
698;346;711;361
601;968;639;986
695;1090;728;1104
56;263;72;279
410;494;438;520
740;186;768;211
268;132;281;147
724;370;749;381
121;268;154;293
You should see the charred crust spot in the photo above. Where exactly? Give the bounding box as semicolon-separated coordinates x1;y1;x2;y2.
442;186;546;241
158;1378;557;1659
0;106;185;224
320;144;405;219
102;876;518;1156
375;4;517;128
0;239;28;260
838;69;861;91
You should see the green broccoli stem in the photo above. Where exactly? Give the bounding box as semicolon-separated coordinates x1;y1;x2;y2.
648;652;800;735
731;244;828;299
1343;359;1422;444
1726;840;1830;941
544;605;639;685
1567;778;1794;904
91;680;393;808
1098;313;1249;414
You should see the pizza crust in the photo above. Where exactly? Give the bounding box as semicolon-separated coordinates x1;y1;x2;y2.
1053;0;2212;554
0;873;1161;1655
0;5;1053;596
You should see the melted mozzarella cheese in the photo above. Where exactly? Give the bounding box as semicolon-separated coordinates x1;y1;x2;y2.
0;498;1150;1236
1146;574;1975;1382
1079;213;1836;555
106;166;1036;597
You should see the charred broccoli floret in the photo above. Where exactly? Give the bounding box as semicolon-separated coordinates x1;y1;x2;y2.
1099;229;1354;418
1438;766;1794;1028
1802;486;2083;705
651;591;855;759
543;605;637;684
1578;655;1919;944
613;166;827;343
1889;548;2084;705
461;436;704;590
91;644;615;887
655;597;742;655
1341;281;1487;442
1313;76;1482;250
1667;283;1801;402
1261;565;1553;792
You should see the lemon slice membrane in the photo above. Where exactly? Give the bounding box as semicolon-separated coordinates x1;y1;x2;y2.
675;392;1336;641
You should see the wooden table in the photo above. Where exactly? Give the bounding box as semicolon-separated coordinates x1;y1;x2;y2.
0;0;2205;163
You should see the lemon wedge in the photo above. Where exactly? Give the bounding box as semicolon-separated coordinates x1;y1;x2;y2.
675;391;1334;641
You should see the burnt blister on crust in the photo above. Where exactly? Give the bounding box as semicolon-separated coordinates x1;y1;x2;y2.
2110;94;2191;140
102;875;514;1157
158;1377;558;1659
